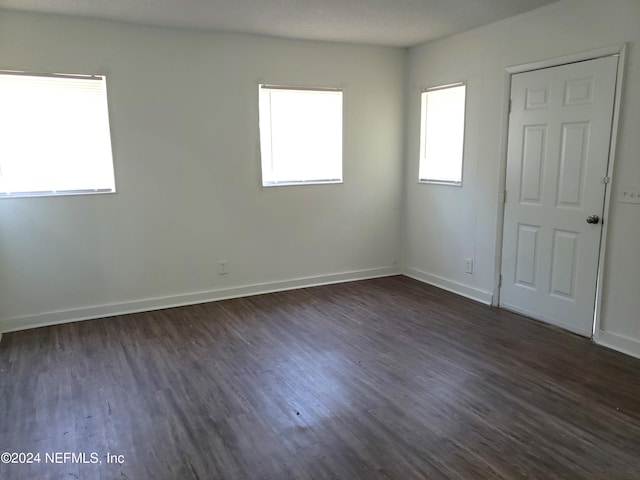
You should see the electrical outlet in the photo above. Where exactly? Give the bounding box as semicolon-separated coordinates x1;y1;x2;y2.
218;260;228;275
465;258;474;274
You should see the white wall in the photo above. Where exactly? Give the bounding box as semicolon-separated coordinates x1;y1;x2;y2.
0;10;405;331
403;0;640;357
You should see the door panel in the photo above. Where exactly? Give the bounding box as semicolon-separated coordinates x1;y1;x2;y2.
500;56;618;337
521;126;546;204
515;224;539;288
557;122;589;207
550;229;579;299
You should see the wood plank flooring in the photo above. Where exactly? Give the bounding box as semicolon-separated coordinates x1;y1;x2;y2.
1;276;639;479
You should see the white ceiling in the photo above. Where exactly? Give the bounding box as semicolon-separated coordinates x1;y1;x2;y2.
0;0;560;47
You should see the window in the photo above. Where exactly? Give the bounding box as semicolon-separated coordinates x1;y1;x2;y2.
0;71;115;197
419;82;466;185
258;84;342;186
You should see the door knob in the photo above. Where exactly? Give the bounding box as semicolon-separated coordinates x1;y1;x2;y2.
586;214;600;224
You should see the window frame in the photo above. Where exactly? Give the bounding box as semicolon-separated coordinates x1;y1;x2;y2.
418;81;467;187
258;83;344;187
0;69;116;199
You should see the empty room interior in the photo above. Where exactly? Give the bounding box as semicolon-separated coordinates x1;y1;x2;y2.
1;0;640;478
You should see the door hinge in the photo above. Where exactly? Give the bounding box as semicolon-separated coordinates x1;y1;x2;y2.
601;176;611;184
498;274;502;288
503;190;507;204
508;99;512;114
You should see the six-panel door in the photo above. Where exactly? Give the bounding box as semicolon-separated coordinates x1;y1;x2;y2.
500;56;618;337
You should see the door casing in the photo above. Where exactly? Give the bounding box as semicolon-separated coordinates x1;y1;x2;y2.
492;44;627;340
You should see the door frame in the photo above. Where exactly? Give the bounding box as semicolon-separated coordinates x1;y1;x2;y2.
492;44;627;339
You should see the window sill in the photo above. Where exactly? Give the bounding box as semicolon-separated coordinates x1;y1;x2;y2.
418;179;462;187
0;189;116;199
262;180;343;187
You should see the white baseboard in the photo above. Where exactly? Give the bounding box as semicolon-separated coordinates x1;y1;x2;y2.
0;266;400;334
595;330;640;360
402;266;493;305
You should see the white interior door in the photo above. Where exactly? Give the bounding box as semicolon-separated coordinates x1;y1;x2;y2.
500;56;618;337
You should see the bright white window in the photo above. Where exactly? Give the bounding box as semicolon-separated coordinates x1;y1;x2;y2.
0;71;115;197
419;82;466;185
259;84;342;186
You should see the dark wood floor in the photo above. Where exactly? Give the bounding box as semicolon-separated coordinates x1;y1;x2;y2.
1;276;639;479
